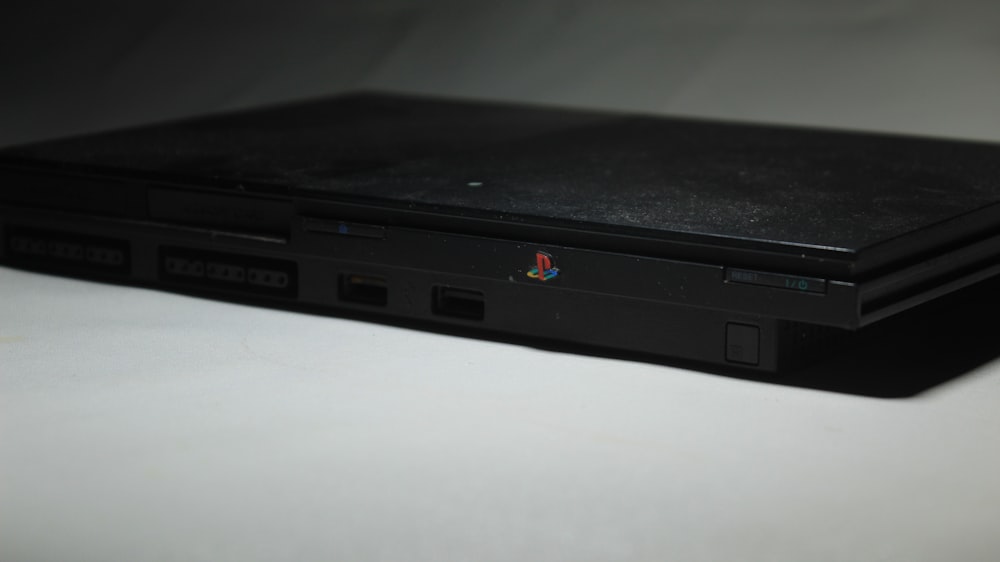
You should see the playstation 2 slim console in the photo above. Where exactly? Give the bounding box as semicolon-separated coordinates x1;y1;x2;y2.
2;92;999;371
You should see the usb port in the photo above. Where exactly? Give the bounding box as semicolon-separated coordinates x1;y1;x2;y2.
339;274;388;306
432;286;484;320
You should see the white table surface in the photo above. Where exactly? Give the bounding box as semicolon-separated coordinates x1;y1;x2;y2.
2;264;1000;562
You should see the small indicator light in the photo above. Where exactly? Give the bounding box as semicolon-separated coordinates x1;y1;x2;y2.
526;251;559;281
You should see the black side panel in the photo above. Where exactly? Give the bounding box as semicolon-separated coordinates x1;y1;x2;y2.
0;207;848;373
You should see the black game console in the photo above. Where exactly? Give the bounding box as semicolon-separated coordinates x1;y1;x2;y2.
2;92;999;371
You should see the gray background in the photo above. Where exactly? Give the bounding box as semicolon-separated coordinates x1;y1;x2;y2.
4;0;1000;147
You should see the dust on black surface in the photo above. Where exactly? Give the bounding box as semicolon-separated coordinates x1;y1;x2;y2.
6;92;1000;255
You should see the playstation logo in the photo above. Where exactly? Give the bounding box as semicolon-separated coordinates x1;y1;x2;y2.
526;251;560;281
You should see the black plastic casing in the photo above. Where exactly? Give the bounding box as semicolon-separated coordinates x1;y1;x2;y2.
2;92;999;371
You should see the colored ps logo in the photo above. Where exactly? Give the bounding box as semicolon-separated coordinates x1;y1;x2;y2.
526;251;559;281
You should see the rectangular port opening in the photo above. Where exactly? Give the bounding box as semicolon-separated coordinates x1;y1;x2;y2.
160;246;297;297
339;274;388;306
432;286;485;321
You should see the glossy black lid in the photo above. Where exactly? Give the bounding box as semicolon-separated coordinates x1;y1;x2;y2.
3;92;1000;276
